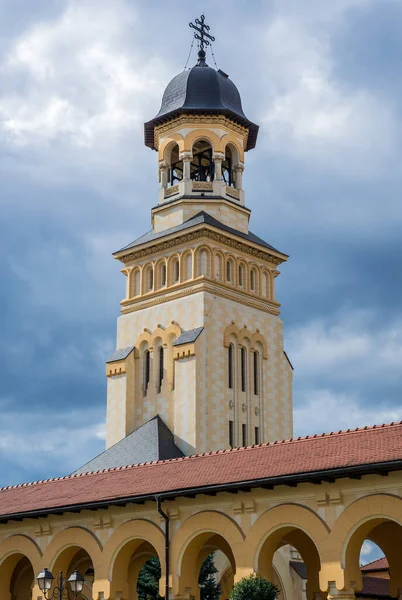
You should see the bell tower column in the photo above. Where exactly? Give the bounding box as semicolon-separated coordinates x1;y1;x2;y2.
106;14;292;457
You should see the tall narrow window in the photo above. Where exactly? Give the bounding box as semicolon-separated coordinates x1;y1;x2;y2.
238;265;243;287
158;346;164;393
186;254;192;280
250;269;255;291
229;420;234;449
148;267;154;291
226;261;232;283
241;347;247;392
262;272;268;297
161;263;166;287
200;250;208;276
214;255;221;280
174;259;179;283
144;350;150;394
255;426;260;445
228;344;234;389
253;351;259;396
135;271;141;296
242;424;247;447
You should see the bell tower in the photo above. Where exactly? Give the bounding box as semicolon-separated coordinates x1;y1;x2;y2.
105;16;293;458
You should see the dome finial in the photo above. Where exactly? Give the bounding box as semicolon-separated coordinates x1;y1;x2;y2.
189;14;215;65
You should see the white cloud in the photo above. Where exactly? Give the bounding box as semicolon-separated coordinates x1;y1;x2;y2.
0;402;106;484
0;0;170;189
360;540;384;566
259;12;397;175
293;389;401;437
287;310;402;383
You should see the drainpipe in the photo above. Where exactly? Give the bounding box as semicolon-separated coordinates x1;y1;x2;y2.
156;496;170;600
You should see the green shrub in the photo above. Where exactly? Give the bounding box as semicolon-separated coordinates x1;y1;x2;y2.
230;574;279;600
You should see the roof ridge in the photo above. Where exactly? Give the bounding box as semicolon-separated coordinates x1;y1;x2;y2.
361;556;388;568
1;421;401;490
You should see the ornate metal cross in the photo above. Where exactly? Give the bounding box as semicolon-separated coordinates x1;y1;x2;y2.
189;14;215;51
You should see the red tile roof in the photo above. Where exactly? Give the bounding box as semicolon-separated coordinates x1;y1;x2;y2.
0;422;401;519
361;557;389;572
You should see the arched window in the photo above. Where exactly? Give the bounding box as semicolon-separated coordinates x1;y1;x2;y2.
148;266;154;292
222;145;234;186
143;350;150;395
158;346;164;393
214;255;221;280
226;260;232;283
161;263;167;287
200;250;208;276
173;259;179;283
238;264;244;287
262;272;268;297
228;344;234;389
241;347;247;392
253;351;259;396
135;271;141;296
190;139;214;181
186;253;192;280
168;143;183;185
250;269;255;292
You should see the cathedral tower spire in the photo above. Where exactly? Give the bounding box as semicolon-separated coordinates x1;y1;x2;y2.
104;18;293;459
144;14;258;235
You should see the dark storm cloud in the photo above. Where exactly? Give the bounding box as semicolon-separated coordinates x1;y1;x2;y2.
0;0;401;486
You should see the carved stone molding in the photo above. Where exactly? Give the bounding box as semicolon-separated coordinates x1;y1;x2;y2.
118;227;285;266
154;114;248;145
120;279;281;317
164;184;179;197
192;181;213;191
226;186;240;199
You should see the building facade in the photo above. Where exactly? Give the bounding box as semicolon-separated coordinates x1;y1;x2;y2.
1;17;402;600
105;42;292;456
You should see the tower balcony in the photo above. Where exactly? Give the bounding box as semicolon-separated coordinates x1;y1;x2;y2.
160;177;244;205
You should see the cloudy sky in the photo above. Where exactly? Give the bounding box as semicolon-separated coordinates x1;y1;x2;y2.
0;0;401;557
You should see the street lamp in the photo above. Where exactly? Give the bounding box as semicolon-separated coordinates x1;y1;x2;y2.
37;569;85;599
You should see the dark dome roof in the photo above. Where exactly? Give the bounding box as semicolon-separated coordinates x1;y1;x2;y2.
144;54;258;151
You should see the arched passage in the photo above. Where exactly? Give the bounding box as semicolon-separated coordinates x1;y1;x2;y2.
320;494;402;595
43;527;102;600
171;511;244;600
246;505;328;600
0;535;42;600
104;519;165;600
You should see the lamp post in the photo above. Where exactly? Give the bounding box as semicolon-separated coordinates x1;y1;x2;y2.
37;569;85;599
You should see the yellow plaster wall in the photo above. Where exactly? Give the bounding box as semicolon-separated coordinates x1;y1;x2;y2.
2;473;402;599
152;199;250;234
107;284;291;453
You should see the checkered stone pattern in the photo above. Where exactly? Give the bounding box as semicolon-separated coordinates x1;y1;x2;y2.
106;285;292;454
201;293;293;452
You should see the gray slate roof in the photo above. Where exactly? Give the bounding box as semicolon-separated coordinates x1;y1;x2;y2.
173;327;204;346
290;561;307;579
106;346;134;363
115;211;284;255
72;416;184;474
144;56;259;151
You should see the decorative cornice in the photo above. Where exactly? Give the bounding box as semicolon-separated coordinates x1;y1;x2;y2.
106;361;127;377
120;278;281;317
154;115;248;147
151;196;251;216
117;228;285;267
